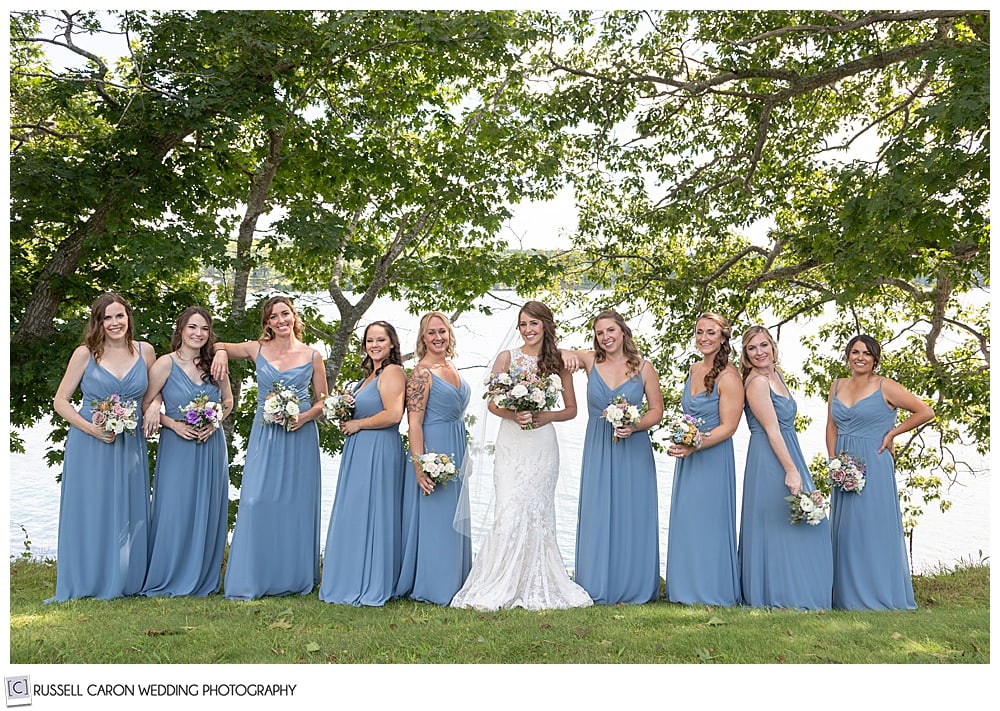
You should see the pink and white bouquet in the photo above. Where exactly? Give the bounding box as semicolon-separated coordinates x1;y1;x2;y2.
322;389;355;424
411;452;459;494
602;394;642;442
828;452;866;494
665;410;705;449
262;380;300;431
177;392;223;443
483;366;563;429
785;490;830;526
90;393;139;436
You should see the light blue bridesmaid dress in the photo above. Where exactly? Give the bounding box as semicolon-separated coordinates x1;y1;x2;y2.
574;363;660;604
830;378;916;610
142;359;228;597
664;372;741;606
396;372;472;605
320;372;406;606
47;348;150;602
223;351;321;600
738;374;833;609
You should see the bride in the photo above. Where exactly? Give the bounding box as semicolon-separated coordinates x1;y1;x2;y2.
450;301;593;610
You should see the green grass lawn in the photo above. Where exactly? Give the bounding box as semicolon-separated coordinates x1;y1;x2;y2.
9;558;988;664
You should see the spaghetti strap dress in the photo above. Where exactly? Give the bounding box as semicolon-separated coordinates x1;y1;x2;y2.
574;362;660;604
664;372;741;606
738;373;832;609
223;350;321;600
320;372;406;606
830;379;916;610
47;347;150;602
396;372;473;605
142;359;229;597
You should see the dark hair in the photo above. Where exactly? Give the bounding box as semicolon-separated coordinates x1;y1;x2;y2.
83;292;136;360
519;300;563;377
258;296;304;341
740;325;780;382
415;311;456;360
171;306;217;384
696;312;732;394
592;309;641;378
845;334;882;370
361;321;403;376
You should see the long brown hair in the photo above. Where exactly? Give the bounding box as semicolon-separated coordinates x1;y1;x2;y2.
415;311;456;360
83;292;136;361
592;309;642;378
519;301;563;378
844;334;882;370
170;306;217;384
697;311;732;395
258;296;304;341
361;320;403;376
740;325;781;382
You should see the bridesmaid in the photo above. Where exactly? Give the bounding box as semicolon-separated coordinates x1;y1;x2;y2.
664;312;743;606
827;334;933;610
737;325;832;609
320;321;407;606
141;306;233;597
396;312;473;605
567;310;663;604
48;292;158;602
210;296;327;600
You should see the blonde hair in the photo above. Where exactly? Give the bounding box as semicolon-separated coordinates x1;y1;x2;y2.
740;325;780;382
415;311;456;359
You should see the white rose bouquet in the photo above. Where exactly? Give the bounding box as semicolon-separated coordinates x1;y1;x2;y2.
411;452;459;494
262;380;301;431
785;489;830;525
322;388;355;424
602;394;643;442
91;393;139;436
483;366;563;430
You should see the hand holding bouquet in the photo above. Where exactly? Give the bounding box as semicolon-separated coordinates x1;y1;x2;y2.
785;489;830;525
602;394;642;442
484;366;563;430
665;410;705;449
828;452;866;494
322;389;355;424
411;452;459;495
91;393;139;437
263;380;300;431
177;392;223;443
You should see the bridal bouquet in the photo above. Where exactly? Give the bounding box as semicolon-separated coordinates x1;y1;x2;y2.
177;392;223;443
262;380;300;431
828;452;866;494
321;389;355;424
91;393;139;436
411;452;459;494
602;394;642;442
483;366;563;429
665;410;705;449
785;490;830;526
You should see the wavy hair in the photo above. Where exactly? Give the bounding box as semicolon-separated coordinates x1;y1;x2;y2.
361;320;403;376
170;305;218;384
740;325;781;382
592;309;642;378
697;311;733;395
258;296;304;341
415;311;456;360
83;292;136;361
519;300;563;377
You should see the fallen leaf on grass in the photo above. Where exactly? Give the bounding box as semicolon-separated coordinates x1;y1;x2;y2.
706;616;726;626
305;642;321;653
572;627;591;637
269;619;293;630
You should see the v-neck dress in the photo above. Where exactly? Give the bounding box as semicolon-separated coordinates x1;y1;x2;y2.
738;374;832;609
142;359;229;597
574;362;660;604
830;379;916;610
47;348;150;602
223;351;321;600
396;372;473;605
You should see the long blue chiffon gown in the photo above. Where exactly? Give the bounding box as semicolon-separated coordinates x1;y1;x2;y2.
320;373;406;606
830;378;916;610
664;373;741;606
142;360;229;597
574;364;660;604
738;374;833;609
47;348;150;602
223;352;321;600
396;373;472;605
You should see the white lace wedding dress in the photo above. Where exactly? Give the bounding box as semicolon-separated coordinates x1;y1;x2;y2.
450;349;593;611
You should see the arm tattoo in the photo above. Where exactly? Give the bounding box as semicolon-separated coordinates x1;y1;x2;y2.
406;368;429;413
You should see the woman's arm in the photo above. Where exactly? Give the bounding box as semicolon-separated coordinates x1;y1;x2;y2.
696;367;745;450
825;380;839;458
210;340;258;381
53;346;107;441
531;368;578;427
879;378;935;454
745;376;802;494
342;364;406;434
290;349;328;429
405;366;435;494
